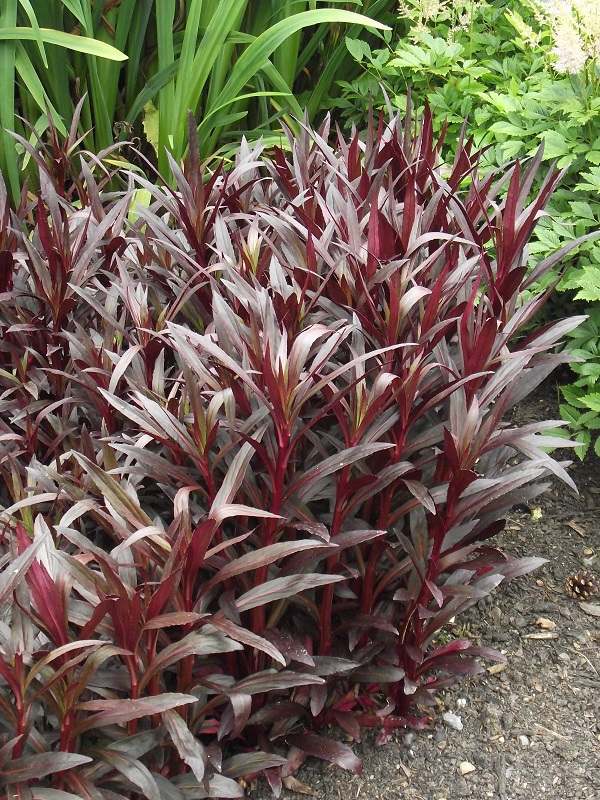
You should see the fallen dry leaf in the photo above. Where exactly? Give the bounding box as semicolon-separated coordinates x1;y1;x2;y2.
283;776;317;795
487;663;508;675
534;617;557;631
460;761;477;775
567;520;586;536
580;602;600;617
397;762;411;779
532;723;569;741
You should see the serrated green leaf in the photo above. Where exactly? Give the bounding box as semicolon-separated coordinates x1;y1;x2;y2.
575;166;600;192
570;201;596;220
488;121;526;137
575;430;591;459
582;414;600;429
573;265;600;301
581;392;600;412
559;404;582;425
560;386;586;409
345;36;371;62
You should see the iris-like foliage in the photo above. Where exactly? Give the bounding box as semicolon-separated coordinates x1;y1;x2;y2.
0;0;394;202
0;109;583;796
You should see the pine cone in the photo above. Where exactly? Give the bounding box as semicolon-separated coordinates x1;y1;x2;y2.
565;571;599;600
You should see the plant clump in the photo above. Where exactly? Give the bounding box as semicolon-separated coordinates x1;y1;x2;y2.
335;0;600;459
0;109;583;796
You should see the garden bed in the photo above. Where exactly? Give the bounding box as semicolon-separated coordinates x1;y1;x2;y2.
250;381;600;800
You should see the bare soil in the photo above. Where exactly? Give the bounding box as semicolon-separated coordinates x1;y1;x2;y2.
249;381;600;800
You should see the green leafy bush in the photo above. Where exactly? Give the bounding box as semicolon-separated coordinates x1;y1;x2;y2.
0;109;583;794
0;0;395;202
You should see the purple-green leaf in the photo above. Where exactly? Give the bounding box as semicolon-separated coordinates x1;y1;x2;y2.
235;574;346;611
74;694;198;734
0;752;92;784
163;709;208;784
285;734;362;774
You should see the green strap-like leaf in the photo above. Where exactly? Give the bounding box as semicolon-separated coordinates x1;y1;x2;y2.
171;0;248;165
14;42;67;135
16;0;47;66
0;0;19;200
0;26;127;60
197;9;390;155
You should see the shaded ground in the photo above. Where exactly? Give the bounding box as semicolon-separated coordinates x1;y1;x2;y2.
249;382;600;800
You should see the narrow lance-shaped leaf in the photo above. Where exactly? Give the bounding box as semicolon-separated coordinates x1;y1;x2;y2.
73;693;199;735
0;753;92;785
208;617;287;666
0;532;47;606
285;443;394;503
92;750;160;800
198;10;391;154
235;573;347;612
285;733;362;774
205;539;330;590
138;632;243;692
163;708;208;783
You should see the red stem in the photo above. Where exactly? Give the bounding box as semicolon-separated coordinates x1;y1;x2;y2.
250;432;290;663
318;464;351;655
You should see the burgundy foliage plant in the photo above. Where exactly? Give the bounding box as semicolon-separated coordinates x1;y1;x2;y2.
0;108;584;797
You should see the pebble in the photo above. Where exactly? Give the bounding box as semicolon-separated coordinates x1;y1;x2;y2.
472;752;488;768
564;629;588;643
480;704;503;737
502;711;514;728
533;602;559;613
514;615;527;628
403;732;417;746
434;729;447;744
519;735;530;747
442;712;464;731
490;606;502;625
